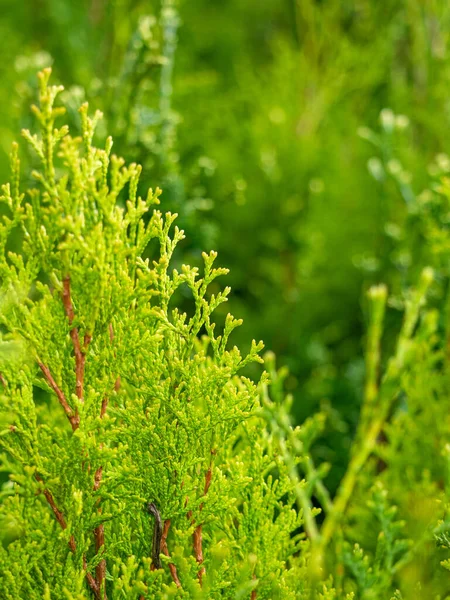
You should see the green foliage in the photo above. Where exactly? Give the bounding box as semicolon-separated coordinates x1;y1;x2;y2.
4;65;448;600
3;3;450;597
0;69;321;600
3;2;450;468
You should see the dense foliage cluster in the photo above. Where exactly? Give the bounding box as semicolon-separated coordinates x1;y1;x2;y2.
2;3;450;597
0;70;306;599
2;1;450;481
2;67;450;599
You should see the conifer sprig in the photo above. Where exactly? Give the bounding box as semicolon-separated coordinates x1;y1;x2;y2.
0;67;447;600
0;69;311;599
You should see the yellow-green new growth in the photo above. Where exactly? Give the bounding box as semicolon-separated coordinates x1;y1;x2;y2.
0;69;311;600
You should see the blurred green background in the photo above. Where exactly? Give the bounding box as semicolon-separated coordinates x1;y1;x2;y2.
1;0;450;488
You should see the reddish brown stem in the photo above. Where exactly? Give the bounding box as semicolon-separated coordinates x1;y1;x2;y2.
93;463;106;597
83;555;101;599
85;332;93;349
62;275;90;402
35;474;73;540
100;398;108;418
94;524;106;594
251;573;258;600
40;277;90;430
193;524;205;583
35;280;102;597
39;363;79;430
93;394;109;598
161;519;181;587
90;323;119;597
191;453;215;585
35;474;100;598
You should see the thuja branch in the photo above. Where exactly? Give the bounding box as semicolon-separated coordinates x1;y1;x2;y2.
93;462;106;598
260;390;321;543
146;502;181;587
38;363;79;430
62;275;91;401
35;474;100;598
35;474;76;551
278;435;319;543
161;519;181;588
91;326;119;597
314;270;433;572
37;276;91;432
40;275;104;597
0;69;312;598
191;450;216;585
93;391;110;598
90;384;111;593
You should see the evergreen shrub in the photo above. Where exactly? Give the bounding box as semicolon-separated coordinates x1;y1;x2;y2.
1;69;450;600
